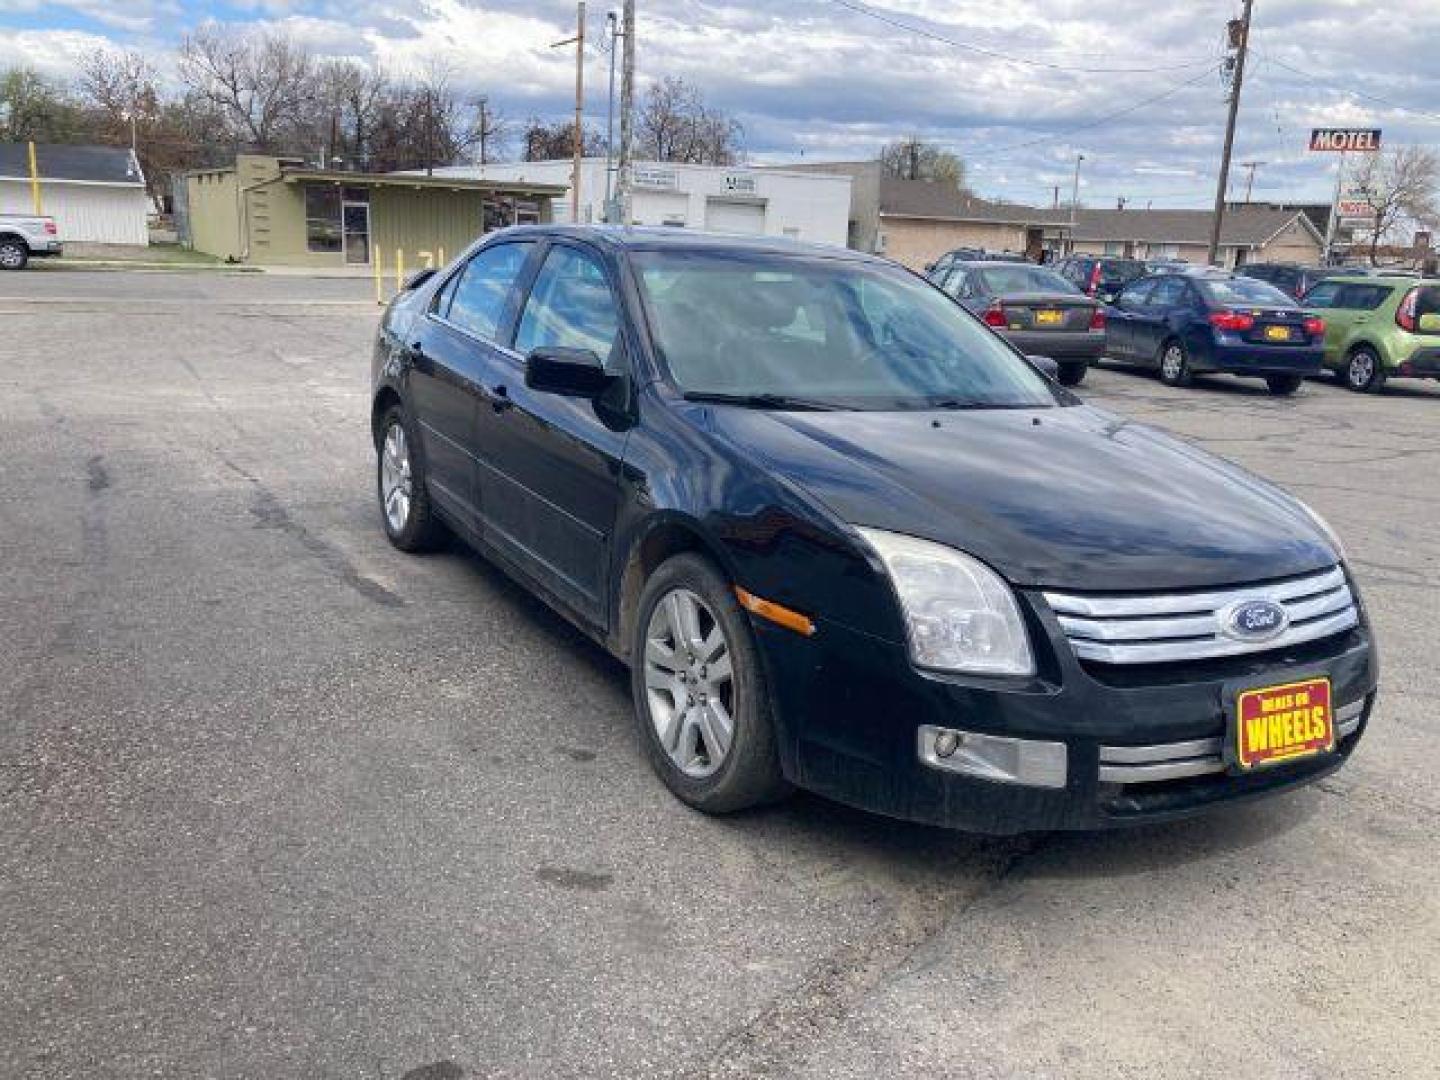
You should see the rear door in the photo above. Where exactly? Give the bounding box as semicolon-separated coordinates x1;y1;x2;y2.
407;239;536;529
473;240;632;623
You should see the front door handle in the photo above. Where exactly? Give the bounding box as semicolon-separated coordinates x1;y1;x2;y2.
489;384;513;412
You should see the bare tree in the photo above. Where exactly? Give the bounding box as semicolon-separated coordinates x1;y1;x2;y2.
0;66;88;142
880;137;967;190
1349;146;1440;264
177;26;316;151
637;75;741;165
522;117;603;161
313;59;389;168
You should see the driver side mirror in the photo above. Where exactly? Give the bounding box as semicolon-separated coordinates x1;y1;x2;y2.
524;346;616;398
1027;355;1060;380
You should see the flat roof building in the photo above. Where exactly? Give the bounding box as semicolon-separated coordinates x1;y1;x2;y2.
179;154;565;268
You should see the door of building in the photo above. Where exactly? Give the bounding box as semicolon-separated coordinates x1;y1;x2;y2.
342;202;371;265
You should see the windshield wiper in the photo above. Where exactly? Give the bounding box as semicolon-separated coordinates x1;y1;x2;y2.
682;391;841;412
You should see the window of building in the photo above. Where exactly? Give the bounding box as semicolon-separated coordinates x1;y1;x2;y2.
514;246;622;365
443;242;535;341
304;186;342;253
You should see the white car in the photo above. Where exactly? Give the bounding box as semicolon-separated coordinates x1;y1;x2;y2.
0;214;63;270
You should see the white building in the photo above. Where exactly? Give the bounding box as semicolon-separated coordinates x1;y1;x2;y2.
0;144;149;246
416;158;852;248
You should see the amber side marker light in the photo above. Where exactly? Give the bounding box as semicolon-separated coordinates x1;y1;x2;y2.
734;586;816;637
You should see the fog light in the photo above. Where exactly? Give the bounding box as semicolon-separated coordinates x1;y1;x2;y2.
917;725;1067;789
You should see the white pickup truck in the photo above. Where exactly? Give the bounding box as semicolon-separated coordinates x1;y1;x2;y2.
0;214;63;270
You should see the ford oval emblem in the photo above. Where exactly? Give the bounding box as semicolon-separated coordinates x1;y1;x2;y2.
1222;599;1289;643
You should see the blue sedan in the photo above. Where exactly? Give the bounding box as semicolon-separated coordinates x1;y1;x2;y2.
1105;272;1325;394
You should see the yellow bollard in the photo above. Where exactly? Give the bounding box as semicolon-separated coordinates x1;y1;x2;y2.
438;247;445;268
418;250;434;270
396;249;404;294
374;247;384;306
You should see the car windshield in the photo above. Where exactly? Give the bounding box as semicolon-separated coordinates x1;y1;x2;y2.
1198;277;1294;306
976;266;1080;295
633;250;1059;410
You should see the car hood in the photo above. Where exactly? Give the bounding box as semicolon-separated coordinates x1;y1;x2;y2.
706;404;1336;592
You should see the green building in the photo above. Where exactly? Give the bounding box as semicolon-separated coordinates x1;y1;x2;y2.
181;154;564;268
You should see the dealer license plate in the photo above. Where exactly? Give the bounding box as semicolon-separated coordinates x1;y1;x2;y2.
1264;325;1292;342
1035;309;1064;326
1235;677;1333;770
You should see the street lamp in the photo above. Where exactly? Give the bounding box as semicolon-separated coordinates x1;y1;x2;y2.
1068;153;1085;254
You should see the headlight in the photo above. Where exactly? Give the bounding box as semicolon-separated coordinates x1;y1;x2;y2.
857;527;1035;676
1298;501;1346;561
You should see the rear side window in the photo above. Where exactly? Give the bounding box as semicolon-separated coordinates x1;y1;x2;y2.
1147;277;1189;308
514;245;623;366
443;241;535;342
1116;279;1156;306
1334;284;1395;311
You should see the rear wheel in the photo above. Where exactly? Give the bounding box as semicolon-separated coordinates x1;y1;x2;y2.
0;239;28;271
376;403;445;551
1344;347;1386;393
1265;374;1303;396
1158;339;1192;387
631;554;789;814
1057;361;1087;387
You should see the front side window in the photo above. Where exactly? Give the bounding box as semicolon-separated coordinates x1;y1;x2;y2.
1302;281;1342;308
515;245;622;364
633;250;1058;409
443;242;535;342
305;186;342;253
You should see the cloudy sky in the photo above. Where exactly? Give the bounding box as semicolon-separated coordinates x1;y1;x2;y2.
3;0;1438;207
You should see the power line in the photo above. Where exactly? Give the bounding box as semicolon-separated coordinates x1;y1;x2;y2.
1256;49;1440;124
826;0;1220;75
963;64;1222;160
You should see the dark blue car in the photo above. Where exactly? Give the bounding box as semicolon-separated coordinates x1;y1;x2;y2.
1105;272;1325;394
370;227;1374;834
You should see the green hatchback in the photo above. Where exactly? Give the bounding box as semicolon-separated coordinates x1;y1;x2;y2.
1301;275;1440;392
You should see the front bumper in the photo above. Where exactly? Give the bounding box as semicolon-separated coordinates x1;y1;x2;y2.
752;589;1377;835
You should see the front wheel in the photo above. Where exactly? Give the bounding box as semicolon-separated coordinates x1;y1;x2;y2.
0;239;29;271
1057;361;1087;387
631;554;789;814
1158;340;1192;387
1265;374;1302;396
1344;348;1386;393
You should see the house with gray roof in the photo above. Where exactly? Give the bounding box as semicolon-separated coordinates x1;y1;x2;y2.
0;143;149;245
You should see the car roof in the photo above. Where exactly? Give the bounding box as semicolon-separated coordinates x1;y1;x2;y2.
492;223;880;263
1322;274;1419;285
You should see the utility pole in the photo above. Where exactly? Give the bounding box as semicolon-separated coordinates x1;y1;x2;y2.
552;3;587;222
1207;0;1255;266
1068;153;1084;254
617;0;635;222
478;95;489;165
604;11;620;217
1238;159;1266;202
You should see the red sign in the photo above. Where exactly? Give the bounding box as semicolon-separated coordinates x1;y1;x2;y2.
1236;678;1334;770
1309;128;1382;152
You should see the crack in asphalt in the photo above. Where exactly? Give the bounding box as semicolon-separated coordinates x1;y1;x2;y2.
684;835;1046;1080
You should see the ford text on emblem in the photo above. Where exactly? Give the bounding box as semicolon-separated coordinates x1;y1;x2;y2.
1222;599;1289;643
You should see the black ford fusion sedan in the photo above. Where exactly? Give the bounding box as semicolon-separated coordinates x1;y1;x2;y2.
370;226;1377;835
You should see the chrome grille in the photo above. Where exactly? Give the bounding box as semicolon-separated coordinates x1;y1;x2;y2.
1098;699;1365;784
1044;566;1357;666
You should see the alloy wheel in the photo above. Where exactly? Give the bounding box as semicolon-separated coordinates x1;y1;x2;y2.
1161;344;1185;383
643;588;735;779
380;422;413;533
1347;351;1376;391
0;243;24;269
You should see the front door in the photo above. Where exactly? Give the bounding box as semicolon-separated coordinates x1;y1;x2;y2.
343;202;371;265
473;241;631;623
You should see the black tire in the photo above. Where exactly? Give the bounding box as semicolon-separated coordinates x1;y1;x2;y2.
1057;361;1088;387
1157;338;1193;387
0;238;29;271
1343;347;1386;393
631;553;790;814
376;402;446;552
1265;374;1303;396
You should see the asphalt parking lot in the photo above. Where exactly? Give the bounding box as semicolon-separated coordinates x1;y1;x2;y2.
2;269;1437;1079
